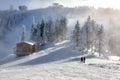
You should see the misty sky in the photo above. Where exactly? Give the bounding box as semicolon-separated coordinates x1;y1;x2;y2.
0;0;120;10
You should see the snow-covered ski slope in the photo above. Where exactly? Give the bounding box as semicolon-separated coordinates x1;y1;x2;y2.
0;40;120;80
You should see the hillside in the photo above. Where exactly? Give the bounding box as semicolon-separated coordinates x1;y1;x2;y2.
0;40;120;80
1;6;120;59
0;6;120;80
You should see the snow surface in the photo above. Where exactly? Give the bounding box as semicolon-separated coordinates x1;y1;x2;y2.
108;56;120;61
0;40;120;80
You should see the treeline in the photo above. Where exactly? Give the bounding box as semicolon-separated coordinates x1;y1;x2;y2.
0;11;27;39
72;16;106;56
30;17;67;45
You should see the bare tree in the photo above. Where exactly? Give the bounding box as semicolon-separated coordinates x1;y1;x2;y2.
21;25;26;42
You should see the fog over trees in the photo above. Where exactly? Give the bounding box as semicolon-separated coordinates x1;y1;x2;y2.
0;5;120;57
71;16;106;56
30;17;67;45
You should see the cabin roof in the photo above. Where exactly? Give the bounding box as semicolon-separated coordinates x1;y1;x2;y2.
17;41;35;45
24;41;35;45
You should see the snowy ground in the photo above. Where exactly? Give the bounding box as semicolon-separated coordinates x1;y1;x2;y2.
0;40;120;80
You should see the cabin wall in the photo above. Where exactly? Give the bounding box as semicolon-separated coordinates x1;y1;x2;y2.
15;42;35;56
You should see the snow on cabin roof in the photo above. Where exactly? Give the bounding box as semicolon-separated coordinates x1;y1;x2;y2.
17;41;35;45
24;41;35;45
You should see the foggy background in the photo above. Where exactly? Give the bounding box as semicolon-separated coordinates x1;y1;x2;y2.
0;1;120;60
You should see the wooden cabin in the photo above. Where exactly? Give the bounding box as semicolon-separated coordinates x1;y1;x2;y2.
15;41;35;57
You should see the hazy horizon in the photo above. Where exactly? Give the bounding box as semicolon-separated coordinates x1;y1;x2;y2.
0;0;120;10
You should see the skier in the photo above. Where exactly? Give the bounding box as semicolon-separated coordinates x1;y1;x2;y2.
83;57;86;63
80;57;86;63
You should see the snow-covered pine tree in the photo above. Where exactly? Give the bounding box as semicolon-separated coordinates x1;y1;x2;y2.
97;25;104;56
30;16;37;42
78;25;87;52
72;21;80;49
59;17;67;41
36;23;41;45
55;18;60;42
83;16;91;53
58;18;63;42
46;20;54;42
83;16;99;54
89;20;97;54
71;16;106;55
40;19;47;45
46;19;55;42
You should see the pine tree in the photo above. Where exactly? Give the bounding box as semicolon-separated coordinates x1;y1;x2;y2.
36;23;41;45
98;25;104;56
60;17;67;41
33;19;47;45
84;16;97;53
73;21;80;48
55;18;60;42
30;16;37;42
40;19;47;45
46;20;54;42
84;16;91;52
71;16;106;55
